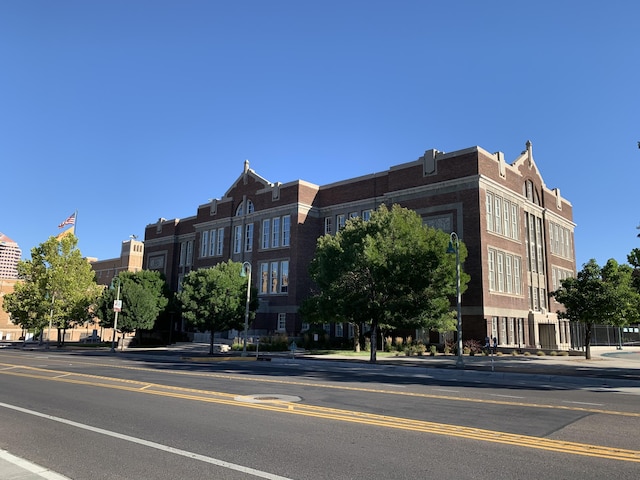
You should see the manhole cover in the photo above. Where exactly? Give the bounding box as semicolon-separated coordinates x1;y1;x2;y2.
234;394;302;404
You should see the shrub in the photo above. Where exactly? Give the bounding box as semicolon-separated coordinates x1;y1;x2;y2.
416;343;426;356
536;350;545;356
429;345;437;356
511;350;518;356
463;339;483;355
524;351;531;356
558;351;569;356
550;351;558;356
394;337;404;350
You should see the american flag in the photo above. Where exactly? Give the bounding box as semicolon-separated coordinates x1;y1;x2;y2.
58;212;76;228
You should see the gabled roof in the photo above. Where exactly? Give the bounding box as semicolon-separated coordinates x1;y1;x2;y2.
223;160;273;198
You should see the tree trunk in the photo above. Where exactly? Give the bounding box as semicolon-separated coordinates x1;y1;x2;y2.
584;323;593;360
369;321;378;363
353;323;361;352
209;330;215;355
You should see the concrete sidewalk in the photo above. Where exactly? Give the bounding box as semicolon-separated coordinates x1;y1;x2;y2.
0;449;69;480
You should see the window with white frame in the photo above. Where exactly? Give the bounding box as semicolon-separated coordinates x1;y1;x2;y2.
179;242;186;266
488;247;522;295
281;215;290;246
260;263;269;294
209;229;217;256
335;323;344;337
280;260;289;293
216;227;224;256
301;322;310;332
349;211;358;219
486;190;519;240
323;323;330;334
488;249;496;291
245;223;254;252
270;262;279;293
259;260;290;295
362;209;372;221
486;192;494;232
324;217;332;235
234;225;242;254
336;214;346;231
262;219;270;249
277;313;286;332
272;217;280;248
200;230;208;258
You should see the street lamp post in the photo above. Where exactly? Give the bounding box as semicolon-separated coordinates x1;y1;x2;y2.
111;277;122;353
447;232;464;369
240;262;252;357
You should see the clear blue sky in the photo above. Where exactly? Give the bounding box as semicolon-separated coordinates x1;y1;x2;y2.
1;1;638;268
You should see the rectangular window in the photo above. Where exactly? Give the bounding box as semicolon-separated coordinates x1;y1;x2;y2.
323;323;330;334
301;322;310;332
262;219;270;249
503;201;510;238
270;262;279;293
280;260;289;293
536;217;544;274
349;211;358;219
362;210;372;222
216;228;224;256
281;215;290;247
245;223;254;252
179;242;186;266
505;255;513;294
260;263;269;294
335;323;344;337
559;227;565;258
488;249;496;291
209;229;217;256
234;225;242;254
497;252;504;292
272;217;280;248
200;230;208;258
511;204;518;240
549;222;555;254
277;313;286;332
186;241;193;265
494;197;502;234
336;214;346;231
324;217;332;235
486;192;494;232
514;257;522;295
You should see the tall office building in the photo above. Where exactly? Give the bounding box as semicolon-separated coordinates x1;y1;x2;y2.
143;142;576;350
0;233;21;279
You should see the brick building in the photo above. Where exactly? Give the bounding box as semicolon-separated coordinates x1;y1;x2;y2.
143;141;575;350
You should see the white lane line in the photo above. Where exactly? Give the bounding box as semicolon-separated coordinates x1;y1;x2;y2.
0;402;292;480
490;394;525;399
562;401;604;406
434;389;459;393
0;448;71;480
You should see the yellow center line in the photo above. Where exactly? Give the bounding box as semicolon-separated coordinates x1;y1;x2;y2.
1;359;638;419
0;364;639;463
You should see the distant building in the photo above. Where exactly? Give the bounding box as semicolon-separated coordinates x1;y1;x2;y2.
0;233;21;279
89;239;145;287
143;142;576;350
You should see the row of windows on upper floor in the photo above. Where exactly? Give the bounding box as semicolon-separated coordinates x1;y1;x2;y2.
486;191;574;262
195;215;292;260
324;210;372;235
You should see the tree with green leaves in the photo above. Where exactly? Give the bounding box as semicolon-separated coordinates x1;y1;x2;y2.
95;270;170;342
302;204;469;363
551;259;640;359
177;261;258;355
3;234;101;346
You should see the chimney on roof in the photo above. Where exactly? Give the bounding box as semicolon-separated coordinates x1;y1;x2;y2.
244;159;250;174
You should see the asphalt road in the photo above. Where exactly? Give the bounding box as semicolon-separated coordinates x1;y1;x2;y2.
1;349;639;479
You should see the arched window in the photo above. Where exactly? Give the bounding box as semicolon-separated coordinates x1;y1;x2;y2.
235;200;255;216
